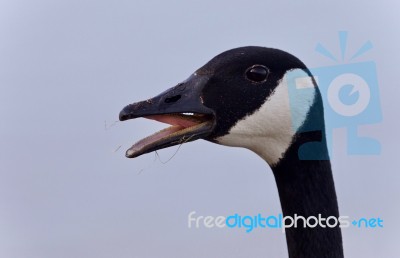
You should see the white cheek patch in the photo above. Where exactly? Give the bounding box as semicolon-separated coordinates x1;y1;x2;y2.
216;69;316;166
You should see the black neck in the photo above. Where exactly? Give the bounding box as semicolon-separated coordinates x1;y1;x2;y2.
272;130;343;258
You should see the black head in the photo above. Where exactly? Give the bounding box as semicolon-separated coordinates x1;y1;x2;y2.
194;46;311;139
119;46;321;165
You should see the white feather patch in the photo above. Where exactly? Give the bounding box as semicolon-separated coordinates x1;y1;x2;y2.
216;69;316;166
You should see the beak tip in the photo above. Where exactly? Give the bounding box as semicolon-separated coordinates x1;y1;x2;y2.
125;148;136;158
119;107;130;121
119;113;125;121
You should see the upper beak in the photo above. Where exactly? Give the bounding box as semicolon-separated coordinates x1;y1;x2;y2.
119;74;215;158
119;75;213;121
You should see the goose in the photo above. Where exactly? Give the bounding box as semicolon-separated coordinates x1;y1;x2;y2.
119;46;344;258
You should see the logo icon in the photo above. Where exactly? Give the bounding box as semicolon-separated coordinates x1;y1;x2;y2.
288;31;382;160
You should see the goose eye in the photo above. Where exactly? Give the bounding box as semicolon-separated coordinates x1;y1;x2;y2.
245;65;269;82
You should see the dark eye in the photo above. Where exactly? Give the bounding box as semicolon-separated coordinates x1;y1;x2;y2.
245;65;269;83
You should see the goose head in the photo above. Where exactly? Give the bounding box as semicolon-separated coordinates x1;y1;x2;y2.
119;46;319;166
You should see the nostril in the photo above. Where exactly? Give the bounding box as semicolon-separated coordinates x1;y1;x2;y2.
164;95;181;103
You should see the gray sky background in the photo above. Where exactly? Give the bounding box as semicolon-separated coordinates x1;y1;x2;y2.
1;1;399;257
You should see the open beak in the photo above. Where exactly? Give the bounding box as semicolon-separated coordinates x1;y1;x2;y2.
119;74;215;158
